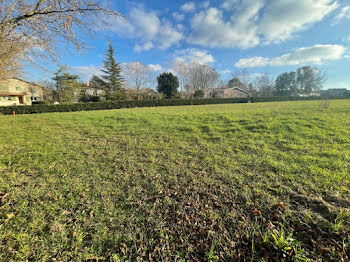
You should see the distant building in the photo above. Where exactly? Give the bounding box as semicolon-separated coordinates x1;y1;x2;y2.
320;88;350;96
297;92;321;97
206;86;250;98
81;81;106;100
0;78;44;106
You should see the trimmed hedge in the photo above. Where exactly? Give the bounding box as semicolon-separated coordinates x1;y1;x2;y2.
0;97;249;115
250;96;350;103
1;96;349;115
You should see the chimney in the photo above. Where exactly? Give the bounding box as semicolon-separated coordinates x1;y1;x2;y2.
86;80;89;87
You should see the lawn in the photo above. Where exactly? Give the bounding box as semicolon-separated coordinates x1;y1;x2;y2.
0;100;349;261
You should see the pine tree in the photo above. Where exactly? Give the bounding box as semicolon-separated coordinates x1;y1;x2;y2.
97;42;125;100
52;66;81;103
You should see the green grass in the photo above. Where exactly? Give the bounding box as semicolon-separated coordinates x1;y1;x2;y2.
0;100;349;261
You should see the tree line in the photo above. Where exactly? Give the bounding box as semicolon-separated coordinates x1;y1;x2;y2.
43;40;327;103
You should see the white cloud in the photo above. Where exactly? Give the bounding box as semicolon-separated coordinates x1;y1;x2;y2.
72;63;162;81
134;42;154;52
174;48;215;64
249;73;264;78
342;36;350;44
188;0;338;49
172;12;185;21
181;2;196;12
122;62;163;72
110;7;183;52
235;44;346;68
157;21;184;50
334;5;350;24
345;50;350;59
188;1;263;49
220;69;231;74
148;64;162;71
221;0;239;10
259;0;339;43
70;65;102;80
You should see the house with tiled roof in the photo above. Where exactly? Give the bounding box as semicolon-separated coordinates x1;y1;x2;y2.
0;78;44;106
206;86;250;98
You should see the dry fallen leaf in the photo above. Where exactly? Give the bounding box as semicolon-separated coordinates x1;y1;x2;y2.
277;202;287;210
253;209;262;216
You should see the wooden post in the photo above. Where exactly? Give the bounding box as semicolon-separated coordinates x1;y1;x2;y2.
13;111;15;116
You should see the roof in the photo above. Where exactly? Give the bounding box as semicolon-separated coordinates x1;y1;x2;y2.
0;92;28;96
229;87;250;94
10;78;44;89
214;86;250;94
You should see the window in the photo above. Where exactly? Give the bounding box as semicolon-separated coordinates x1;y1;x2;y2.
4;96;11;101
30;97;37;101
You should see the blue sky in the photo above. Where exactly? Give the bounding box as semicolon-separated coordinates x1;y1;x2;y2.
34;0;350;89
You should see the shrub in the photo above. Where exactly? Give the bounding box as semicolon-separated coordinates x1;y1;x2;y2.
193;90;205;99
31;101;46;105
1;96;349;115
0;98;249;115
80;96;100;103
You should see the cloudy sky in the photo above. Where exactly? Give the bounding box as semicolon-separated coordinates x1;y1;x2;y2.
37;0;350;89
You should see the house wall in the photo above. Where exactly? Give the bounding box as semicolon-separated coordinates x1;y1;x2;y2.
211;88;250;98
0;96;18;107
213;91;225;98
84;87;105;97
0;78;44;106
224;89;249;98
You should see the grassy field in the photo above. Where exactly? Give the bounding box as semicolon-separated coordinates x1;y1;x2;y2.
0;100;349;261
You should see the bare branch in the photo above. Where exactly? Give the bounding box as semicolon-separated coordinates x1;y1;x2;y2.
0;0;121;79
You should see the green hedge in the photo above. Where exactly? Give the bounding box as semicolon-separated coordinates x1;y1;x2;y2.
1;96;349;115
0;97;249;115
250;96;350;103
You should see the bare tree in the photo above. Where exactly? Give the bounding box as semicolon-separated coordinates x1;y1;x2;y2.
122;62;156;100
231;69;250;88
173;60;189;93
35;79;58;103
217;79;227;88
255;73;275;97
187;63;219;93
0;0;120;79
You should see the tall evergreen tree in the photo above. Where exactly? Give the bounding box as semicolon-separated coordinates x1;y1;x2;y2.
89;75;104;89
93;42;125;100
